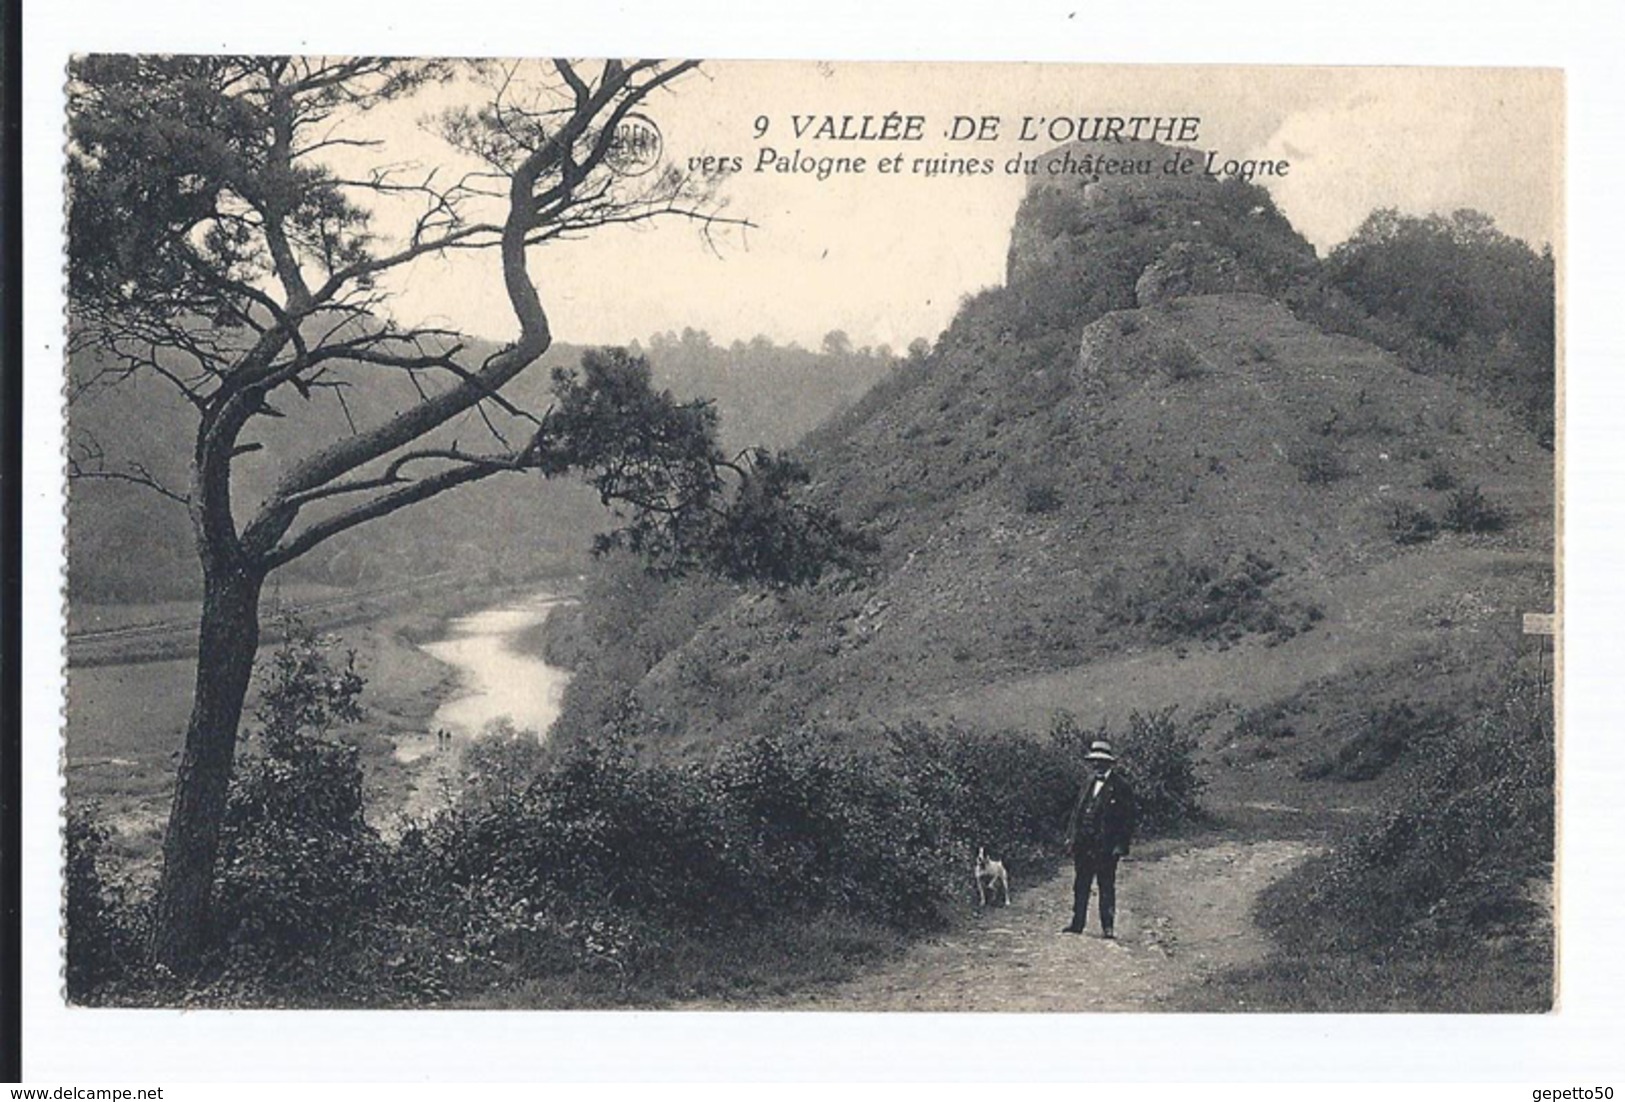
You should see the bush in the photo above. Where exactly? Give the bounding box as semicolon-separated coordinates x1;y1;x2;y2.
1422;460;1457;491
712;730;959;927
1100;550;1320;646
1021;482;1064;515
1266;670;1553;967
1158;341;1206;381
905;724;1081;878
79;704;1205;1006
77;661;1204;1004
1388;502;1439;545
1441;485;1508;533
209;622;385;970
65;805;146;1001
459;718;550;810
1289;441;1350;485
1230;701;1297;743
421;717;1088;948
1299;701;1452;781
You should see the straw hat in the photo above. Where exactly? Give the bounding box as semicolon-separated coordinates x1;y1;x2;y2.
1085;739;1116;763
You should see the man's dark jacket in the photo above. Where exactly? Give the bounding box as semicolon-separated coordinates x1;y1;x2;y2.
1066;770;1139;858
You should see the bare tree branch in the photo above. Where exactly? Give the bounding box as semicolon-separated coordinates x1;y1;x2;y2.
67;433;191;507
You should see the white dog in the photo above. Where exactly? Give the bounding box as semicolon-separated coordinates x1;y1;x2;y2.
975;847;1011;907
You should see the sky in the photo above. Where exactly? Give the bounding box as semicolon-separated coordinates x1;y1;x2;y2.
348;61;1562;352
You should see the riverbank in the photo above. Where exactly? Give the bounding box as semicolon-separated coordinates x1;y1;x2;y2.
389;590;577;823
508;599;588;671
64;575;583;864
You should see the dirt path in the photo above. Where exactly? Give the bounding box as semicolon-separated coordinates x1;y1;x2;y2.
702;835;1318;1011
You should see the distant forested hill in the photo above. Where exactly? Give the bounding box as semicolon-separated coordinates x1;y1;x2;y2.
67;332;895;603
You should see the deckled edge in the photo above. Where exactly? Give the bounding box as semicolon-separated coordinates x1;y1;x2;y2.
57;53;72;1008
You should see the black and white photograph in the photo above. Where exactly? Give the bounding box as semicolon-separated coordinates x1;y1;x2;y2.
54;55;1561;1019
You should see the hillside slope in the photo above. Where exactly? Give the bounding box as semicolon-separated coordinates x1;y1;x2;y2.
553;144;1554;764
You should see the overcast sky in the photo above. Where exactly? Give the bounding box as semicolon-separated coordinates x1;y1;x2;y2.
359;61;1561;352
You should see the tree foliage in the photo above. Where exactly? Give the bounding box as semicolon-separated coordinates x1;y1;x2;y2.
1324;208;1556;443
1327;209;1554;352
64;55;873;970
542;348;876;587
66;57;816;574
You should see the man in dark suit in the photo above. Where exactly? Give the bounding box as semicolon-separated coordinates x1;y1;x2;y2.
1062;739;1138;938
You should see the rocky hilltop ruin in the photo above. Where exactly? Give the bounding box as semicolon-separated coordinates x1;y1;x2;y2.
551;143;1554;778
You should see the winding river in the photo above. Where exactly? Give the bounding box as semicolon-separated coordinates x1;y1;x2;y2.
394;589;575;776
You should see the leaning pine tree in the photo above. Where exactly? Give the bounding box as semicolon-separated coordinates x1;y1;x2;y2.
66;57;871;972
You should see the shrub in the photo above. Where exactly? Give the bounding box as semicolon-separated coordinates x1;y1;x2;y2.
209;622;384;968
1119;194;1153;226
1289;442;1350;485
1100;550;1319;645
1230;702;1297;743
1158;341;1206;381
1118;709;1208;833
1270;670;1552;955
1422;460;1457;491
459;718;550;810
718;731;961;927
1299;701;1451;781
79;691;1203;1005
65;805;146;1001
414;717;1088;956
915;724;1081;876
1021;482;1064;515
1441;485;1508;533
1388;502;1439;545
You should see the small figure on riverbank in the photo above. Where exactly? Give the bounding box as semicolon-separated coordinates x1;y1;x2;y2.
1062;739;1138;939
436;727;453;753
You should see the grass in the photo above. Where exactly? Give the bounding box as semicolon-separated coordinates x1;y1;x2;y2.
1297;701;1450;781
1181;935;1552;1012
65;658;195;862
457;913;911;1009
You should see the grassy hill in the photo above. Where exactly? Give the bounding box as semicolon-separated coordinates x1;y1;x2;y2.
551;147;1554;765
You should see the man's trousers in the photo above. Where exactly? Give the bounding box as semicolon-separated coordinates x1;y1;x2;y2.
1070;849;1120;935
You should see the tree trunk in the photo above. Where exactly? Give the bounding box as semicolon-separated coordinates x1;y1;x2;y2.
148;561;264;973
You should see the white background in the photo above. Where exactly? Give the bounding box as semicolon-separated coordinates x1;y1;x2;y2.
18;0;1625;1084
